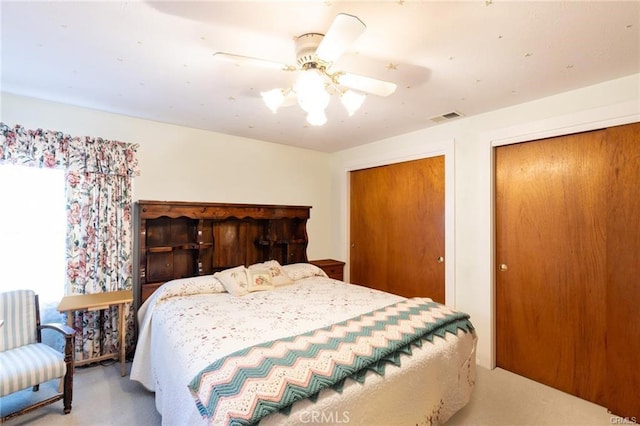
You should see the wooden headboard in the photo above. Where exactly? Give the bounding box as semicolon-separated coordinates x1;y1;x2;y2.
135;201;311;307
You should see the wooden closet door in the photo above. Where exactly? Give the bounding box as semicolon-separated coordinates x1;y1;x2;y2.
495;131;608;406
605;122;640;419
350;156;445;302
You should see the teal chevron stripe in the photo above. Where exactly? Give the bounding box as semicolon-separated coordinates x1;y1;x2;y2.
196;314;464;404
189;299;474;424
192;301;450;392
330;377;347;394
196;309;472;419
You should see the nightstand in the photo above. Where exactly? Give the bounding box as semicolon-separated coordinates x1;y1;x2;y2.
309;259;345;281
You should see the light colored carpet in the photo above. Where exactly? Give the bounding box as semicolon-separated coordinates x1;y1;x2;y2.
447;367;617;425
0;362;619;425
0;361;161;426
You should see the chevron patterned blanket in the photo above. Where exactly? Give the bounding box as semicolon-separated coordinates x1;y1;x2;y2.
188;297;474;425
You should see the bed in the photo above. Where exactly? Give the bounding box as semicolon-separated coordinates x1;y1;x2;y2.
130;262;477;425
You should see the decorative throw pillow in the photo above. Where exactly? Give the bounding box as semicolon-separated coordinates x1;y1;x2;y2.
281;263;328;281
249;260;294;286
246;269;275;292
214;266;250;297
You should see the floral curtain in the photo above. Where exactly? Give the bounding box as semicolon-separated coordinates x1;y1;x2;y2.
0;123;139;359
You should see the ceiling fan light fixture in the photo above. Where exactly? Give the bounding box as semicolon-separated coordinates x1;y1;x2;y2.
217;14;396;126
306;110;328;126
340;89;366;116
294;70;330;115
261;88;285;113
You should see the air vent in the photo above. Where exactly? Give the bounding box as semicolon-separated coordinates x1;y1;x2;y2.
429;111;463;123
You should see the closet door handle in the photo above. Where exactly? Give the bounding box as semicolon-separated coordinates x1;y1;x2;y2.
499;263;508;271
436;256;444;263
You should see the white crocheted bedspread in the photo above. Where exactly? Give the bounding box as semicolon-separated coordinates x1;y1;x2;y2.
131;274;476;425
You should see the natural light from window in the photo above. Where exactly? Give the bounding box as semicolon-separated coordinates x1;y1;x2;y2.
0;164;66;304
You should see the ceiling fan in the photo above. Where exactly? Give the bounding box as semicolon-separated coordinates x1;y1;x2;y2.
213;13;397;126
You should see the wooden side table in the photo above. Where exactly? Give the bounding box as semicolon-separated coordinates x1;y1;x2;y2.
309;259;346;281
57;290;133;376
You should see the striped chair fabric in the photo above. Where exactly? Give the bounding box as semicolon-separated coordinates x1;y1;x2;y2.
0;290;67;396
0;342;67;396
0;289;38;352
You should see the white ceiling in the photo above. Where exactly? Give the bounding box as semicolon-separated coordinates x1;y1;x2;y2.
2;1;639;152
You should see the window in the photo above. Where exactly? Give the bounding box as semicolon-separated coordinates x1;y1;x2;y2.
0;164;66;326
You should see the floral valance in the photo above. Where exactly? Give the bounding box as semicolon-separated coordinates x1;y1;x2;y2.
0;123;139;176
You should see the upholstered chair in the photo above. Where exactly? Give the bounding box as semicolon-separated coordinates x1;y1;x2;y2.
0;290;75;421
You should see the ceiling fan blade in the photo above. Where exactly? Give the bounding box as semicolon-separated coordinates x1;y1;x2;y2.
213;52;296;72
315;14;366;64
336;72;397;97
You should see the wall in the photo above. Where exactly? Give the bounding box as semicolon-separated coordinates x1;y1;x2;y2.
330;73;640;369
0;93;333;260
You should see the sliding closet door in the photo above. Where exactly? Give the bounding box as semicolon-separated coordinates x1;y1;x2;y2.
605;123;640;419
495;131;609;406
350;164;390;292
350;156;445;302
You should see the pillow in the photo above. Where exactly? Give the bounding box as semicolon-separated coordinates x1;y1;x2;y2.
154;274;226;302
246;269;275;292
138;274;228;318
249;260;294;287
281;263;328;281
214;266;250;297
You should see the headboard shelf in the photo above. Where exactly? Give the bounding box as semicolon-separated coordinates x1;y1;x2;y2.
135;201;311;307
137;200;311;220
